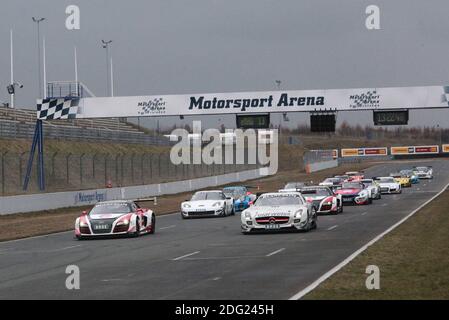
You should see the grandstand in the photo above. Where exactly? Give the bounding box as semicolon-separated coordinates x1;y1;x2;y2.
0;106;171;146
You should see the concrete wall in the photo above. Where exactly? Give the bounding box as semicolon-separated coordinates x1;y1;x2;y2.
0;168;267;215
304;160;339;173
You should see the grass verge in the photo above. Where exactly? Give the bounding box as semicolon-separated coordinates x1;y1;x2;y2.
304;188;449;300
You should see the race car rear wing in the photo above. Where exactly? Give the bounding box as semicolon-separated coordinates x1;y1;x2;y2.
134;196;158;206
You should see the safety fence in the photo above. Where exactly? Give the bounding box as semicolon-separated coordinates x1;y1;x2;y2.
0;150;261;196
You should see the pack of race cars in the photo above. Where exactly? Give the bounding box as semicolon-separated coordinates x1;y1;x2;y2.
74;166;433;239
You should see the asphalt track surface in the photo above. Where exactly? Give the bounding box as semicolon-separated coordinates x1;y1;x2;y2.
0;159;448;300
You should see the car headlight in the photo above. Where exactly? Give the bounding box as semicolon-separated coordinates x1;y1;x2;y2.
244;211;251;219
359;191;368;197
116;219;129;226
79;220;88;227
182;203;191;208
212;202;223;207
294;209;304;218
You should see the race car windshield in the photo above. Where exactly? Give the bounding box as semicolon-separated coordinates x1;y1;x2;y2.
255;195;304;206
191;192;224;201
416;167;428;171
90;203;132;215
284;183;304;189
301;188;332;197
223;188;246;198
379;177;395;183
342;183;362;189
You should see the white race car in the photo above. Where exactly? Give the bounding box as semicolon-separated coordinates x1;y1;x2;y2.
241;192;317;234
360;179;382;200
373;177;402;194
181;190;234;219
412;166;433;179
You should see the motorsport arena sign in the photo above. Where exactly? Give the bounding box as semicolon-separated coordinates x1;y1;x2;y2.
37;84;449;119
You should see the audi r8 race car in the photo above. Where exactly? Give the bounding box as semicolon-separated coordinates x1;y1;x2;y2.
412;166;433;179
299;186;343;215
400;169;420;184
181;190;234;219
319;177;344;188
75;200;156;239
223;186;256;212
241;192;316;234
390;172;412;188
360;179;382;200
334;181;371;205
345;171;365;181
279;182;306;192
373;177;402;194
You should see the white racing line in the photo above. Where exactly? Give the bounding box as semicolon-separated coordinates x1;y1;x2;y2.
289;179;449;300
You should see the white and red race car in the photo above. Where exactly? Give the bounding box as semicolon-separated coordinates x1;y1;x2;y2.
75;200;156;239
334;182;371;205
345;171;365;181
299;186;343;215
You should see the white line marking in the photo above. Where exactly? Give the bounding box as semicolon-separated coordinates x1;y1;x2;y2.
361;212;368;216
266;248;285;257
327;225;338;231
159;225;176;230
289;180;449;300
101;279;123;282
52;245;81;252
172;251;200;261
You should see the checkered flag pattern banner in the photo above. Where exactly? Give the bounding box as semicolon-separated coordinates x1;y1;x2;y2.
37;98;79;120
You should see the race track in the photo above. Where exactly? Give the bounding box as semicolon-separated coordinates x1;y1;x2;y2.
0;159;448;299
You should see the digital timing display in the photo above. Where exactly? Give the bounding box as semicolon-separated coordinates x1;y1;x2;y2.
236;114;270;129
373;110;409;125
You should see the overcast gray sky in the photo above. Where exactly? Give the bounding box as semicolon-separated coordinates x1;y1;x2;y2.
1;0;449;129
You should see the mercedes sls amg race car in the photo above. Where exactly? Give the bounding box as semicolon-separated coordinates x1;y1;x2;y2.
390;172;412;188
299;186;343;215
334;181;371;205
241;192;316;234
400;169;420;184
345;171;365;181
360;179;382;200
181;190;234;219
412;166;433;179
75;200;156;239
373;177;402;194
223;186;256;212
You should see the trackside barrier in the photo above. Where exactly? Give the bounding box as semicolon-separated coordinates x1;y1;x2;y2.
0;168;269;215
390;145;439;155
443;145;449;153
305;160;339;173
341;147;388;157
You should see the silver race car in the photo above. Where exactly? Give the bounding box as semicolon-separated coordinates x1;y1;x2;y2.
241;192;317;234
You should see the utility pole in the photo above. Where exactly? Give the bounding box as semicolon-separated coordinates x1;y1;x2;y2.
32;17;46;99
101;40;112;96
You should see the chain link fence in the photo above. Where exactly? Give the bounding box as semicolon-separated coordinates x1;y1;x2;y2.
0;149;261;196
